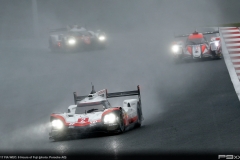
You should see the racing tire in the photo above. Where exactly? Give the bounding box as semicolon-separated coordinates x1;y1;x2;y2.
211;50;222;60
135;107;142;128
216;52;222;59
118;112;125;133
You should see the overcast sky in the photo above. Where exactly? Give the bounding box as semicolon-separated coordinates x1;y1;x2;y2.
0;0;240;39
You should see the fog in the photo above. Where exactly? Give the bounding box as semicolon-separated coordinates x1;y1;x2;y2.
0;0;240;153
0;0;236;124
1;0;233;39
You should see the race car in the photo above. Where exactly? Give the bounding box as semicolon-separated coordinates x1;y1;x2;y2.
171;29;222;63
48;25;107;52
49;85;143;141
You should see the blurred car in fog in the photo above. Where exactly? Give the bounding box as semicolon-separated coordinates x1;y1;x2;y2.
171;29;222;63
48;25;107;52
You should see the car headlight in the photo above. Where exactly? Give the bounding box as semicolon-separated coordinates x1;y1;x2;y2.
68;38;76;45
215;41;219;47
172;45;179;53
98;36;106;41
51;119;64;129
103;113;116;123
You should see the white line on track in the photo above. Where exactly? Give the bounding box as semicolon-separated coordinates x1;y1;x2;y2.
225;43;240;46
223;34;240;37
224;38;240;42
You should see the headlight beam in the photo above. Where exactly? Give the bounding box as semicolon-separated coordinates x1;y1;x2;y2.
51;119;64;129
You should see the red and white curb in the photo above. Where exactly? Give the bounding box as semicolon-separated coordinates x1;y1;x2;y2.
220;27;240;100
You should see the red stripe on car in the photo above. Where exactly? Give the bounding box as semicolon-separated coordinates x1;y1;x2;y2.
51;114;67;125
102;107;121;117
201;44;206;53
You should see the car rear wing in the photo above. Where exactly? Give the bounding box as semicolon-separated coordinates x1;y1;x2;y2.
174;28;219;38
73;93;88;104
174;33;190;38
106;86;140;98
106;85;142;108
49;28;67;33
202;30;219;35
73;85;142;107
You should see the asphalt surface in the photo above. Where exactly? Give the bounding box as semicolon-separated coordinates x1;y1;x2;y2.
1;1;240;159
0;28;240;159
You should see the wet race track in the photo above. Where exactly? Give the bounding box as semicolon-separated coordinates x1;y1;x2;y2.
0;0;240;159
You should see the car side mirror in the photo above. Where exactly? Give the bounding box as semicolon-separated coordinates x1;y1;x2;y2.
127;103;131;107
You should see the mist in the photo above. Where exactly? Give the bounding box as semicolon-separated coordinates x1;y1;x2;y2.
0;0;240;154
0;0;227;38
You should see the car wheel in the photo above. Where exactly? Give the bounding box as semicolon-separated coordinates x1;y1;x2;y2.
216;52;222;59
210;50;221;60
118;113;125;133
135;108;142;128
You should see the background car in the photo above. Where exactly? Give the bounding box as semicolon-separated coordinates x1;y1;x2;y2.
48;25;107;52
171;29;222;63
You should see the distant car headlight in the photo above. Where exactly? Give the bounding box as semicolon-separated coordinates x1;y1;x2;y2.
68;38;76;45
51;119;64;129
172;45;179;53
103;113;116;123
215;41;219;47
98;36;106;41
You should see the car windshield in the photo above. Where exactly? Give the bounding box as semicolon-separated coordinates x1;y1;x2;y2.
75;101;110;114
186;38;206;45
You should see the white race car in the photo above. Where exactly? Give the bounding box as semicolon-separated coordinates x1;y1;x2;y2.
48;25;107;52
49;85;143;141
171;29;222;63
